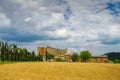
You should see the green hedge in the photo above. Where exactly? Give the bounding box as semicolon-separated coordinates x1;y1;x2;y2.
56;57;64;62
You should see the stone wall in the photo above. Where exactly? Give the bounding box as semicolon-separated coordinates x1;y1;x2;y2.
47;46;67;55
89;56;108;62
65;54;71;62
37;46;67;61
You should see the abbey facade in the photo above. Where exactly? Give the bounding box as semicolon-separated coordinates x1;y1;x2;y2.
37;46;108;62
37;46;68;61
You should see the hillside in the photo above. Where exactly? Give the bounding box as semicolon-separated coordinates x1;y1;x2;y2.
104;52;120;61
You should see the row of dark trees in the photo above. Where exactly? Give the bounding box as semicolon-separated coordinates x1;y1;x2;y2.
0;41;43;62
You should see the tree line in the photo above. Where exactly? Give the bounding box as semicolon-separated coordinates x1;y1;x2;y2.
0;41;43;62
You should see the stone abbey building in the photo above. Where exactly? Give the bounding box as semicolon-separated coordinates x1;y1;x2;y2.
37;46;108;62
37;46;68;61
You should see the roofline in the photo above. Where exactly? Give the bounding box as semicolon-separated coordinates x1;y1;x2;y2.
47;46;67;51
91;56;108;58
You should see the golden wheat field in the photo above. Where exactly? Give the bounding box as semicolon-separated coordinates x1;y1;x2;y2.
0;62;120;80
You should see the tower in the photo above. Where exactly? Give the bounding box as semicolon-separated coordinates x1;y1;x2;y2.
37;47;47;61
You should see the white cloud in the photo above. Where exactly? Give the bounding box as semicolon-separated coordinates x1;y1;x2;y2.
54;29;69;38
24;17;32;22
0;13;11;27
52;13;63;21
12;0;40;9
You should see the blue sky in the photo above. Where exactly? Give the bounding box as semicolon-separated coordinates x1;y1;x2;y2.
0;0;120;55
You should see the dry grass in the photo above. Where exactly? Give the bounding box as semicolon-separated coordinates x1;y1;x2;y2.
0;62;120;80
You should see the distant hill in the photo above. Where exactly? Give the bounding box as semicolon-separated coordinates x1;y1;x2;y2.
104;52;120;61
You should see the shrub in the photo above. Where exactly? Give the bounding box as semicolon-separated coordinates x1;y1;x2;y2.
56;57;64;62
113;59;120;63
46;52;54;61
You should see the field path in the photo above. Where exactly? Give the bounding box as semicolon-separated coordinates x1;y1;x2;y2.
0;62;120;80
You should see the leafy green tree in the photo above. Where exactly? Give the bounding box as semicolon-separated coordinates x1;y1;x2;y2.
0;41;3;61
71;52;79;62
10;44;19;61
37;54;43;61
46;52;54;61
24;48;28;61
80;50;91;62
0;53;1;61
17;48;21;61
31;51;36;61
0;43;1;60
0;42;10;61
21;48;28;61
